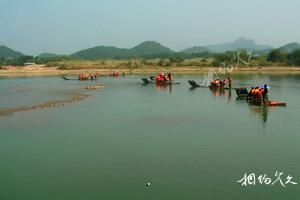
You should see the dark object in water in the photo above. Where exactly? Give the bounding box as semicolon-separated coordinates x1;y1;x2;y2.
149;76;156;81
235;88;249;99
188;80;206;88
62;76;99;81
142;78;180;85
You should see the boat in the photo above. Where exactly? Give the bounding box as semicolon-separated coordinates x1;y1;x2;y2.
62;76;99;81
249;100;287;107
188;80;233;90
149;76;156;81
188;80;208;88
142;78;180;85
235;88;249;99
266;101;287;107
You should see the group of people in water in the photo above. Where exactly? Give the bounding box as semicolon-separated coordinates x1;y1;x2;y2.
78;73;100;80
78;71;125;80
210;76;233;89
248;85;269;104
155;73;173;82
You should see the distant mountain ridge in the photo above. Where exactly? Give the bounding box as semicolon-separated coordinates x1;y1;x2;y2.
204;37;273;53
2;38;300;60
182;46;210;54
0;45;23;58
72;41;173;59
38;53;65;58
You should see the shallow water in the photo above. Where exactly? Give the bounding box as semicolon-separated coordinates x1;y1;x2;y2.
0;74;299;200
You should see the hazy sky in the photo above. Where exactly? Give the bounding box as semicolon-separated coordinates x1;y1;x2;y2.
0;0;299;55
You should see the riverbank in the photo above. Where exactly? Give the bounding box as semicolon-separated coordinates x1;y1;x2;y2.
1;65;300;77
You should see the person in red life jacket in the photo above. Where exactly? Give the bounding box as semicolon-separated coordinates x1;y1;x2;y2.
113;71;119;77
156;73;164;82
257;89;264;104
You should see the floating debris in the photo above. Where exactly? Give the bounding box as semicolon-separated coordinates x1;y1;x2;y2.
82;85;104;90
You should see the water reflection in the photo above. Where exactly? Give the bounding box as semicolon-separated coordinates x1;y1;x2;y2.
249;105;269;124
156;84;172;94
209;88;233;102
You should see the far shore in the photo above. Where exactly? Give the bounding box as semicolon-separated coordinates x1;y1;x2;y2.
1;65;300;77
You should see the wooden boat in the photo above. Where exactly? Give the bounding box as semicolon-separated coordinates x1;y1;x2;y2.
235;88;249;99
188;80;208;88
62;76;99;81
188;80;233;90
142;78;180;85
249;100;287;107
266;101;287;107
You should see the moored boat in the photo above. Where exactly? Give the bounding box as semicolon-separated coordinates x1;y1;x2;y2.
62;76;99;81
142;78;180;85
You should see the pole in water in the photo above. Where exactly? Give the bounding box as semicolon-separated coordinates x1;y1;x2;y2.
146;182;151;187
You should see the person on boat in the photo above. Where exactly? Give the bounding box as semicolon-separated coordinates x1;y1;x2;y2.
221;79;226;87
166;73;173;81
156;73;165;82
113;71;119;77
257;88;264;104
248;87;255;98
163;74;168;81
89;74;94;80
249;87;259;102
262;84;269;103
227;76;232;89
210;80;216;86
85;74;89;80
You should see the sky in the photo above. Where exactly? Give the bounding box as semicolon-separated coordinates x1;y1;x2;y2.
0;0;300;55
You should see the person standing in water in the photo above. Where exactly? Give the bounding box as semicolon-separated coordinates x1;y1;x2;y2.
227;76;233;89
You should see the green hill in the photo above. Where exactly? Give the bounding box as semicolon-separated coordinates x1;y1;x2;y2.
182;46;210;54
0;45;23;58
72;41;173;59
129;41;173;56
279;42;300;53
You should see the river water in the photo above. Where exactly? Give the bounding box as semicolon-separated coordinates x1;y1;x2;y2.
0;74;299;200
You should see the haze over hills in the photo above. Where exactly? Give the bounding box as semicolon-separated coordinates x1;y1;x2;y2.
1;38;300;60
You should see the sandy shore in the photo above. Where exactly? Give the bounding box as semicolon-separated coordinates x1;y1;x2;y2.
1;65;300;77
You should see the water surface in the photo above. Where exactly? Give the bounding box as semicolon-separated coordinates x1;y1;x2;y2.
0;74;299;200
